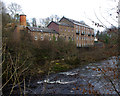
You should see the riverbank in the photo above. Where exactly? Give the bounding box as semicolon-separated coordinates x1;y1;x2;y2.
28;45;119;82
2;45;119;95
2;30;119;95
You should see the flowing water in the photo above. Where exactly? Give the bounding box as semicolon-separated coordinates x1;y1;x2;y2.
27;56;120;95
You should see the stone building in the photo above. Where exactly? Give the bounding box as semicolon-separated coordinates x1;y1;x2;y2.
47;21;74;41
19;15;94;47
48;16;94;47
26;26;59;41
19;15;59;41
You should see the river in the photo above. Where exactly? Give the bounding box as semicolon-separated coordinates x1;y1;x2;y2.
26;56;120;95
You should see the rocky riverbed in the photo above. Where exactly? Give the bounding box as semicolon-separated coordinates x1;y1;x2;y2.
26;56;120;95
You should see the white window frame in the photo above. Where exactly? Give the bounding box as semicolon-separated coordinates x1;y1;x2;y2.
49;37;51;41
76;29;78;32
72;37;74;41
79;43;81;47
41;36;43;40
35;36;38;40
77;43;79;47
76;36;78;40
76;26;78;28
65;29;66;31
55;37;58;41
68;29;70;32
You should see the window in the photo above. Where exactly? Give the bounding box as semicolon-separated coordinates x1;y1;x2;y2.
84;37;86;40
65;29;66;31
84;43;86;46
68;29;70;32
68;37;71;40
28;30;30;33
45;33;47;37
35;36;38;40
76;26;78;28
76;36;78;40
76;29;78;32
40;30;43;32
49;37;51;41
41;36;43;40
64;36;66;40
77;43;79;47
72;29;73;32
79;43;81;47
72;37;74;41
86;37;88;40
56;37;58;41
81;43;83;47
83;43;84;46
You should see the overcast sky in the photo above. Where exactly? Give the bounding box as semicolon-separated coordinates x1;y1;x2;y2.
3;0;118;32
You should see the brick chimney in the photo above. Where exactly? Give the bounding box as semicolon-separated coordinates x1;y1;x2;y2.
20;14;26;26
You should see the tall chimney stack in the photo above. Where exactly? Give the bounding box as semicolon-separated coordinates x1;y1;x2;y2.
20;14;26;26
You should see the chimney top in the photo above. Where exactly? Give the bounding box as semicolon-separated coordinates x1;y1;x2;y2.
20;14;26;26
20;14;26;16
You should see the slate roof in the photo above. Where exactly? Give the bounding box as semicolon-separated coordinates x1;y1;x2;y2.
56;22;74;27
60;16;94;29
47;21;74;27
26;26;59;34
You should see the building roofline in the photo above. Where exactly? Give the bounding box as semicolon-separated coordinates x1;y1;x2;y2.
47;21;59;27
47;20;74;27
26;26;59;34
59;16;74;24
59;16;94;29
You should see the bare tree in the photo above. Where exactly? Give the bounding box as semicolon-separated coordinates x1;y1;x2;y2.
2;2;12;28
32;18;37;27
39;15;60;27
8;3;22;20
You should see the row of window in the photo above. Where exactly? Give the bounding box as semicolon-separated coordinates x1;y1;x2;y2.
61;28;74;32
34;36;58;41
60;27;94;36
76;30;93;35
35;35;94;41
76;36;94;40
32;33;53;37
34;36;44;41
76;26;93;31
77;43;94;47
60;28;93;34
64;36;74;41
